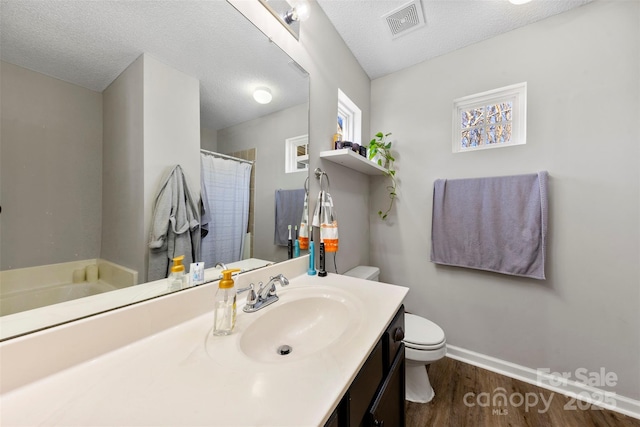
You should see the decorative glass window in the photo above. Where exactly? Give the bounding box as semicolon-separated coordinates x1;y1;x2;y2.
337;88;362;144
452;82;527;153
337;114;346;140
285;134;309;173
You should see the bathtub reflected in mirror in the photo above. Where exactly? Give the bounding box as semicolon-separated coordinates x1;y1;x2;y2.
0;257;275;340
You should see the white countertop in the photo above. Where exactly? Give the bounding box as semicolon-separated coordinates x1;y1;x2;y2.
0;268;408;426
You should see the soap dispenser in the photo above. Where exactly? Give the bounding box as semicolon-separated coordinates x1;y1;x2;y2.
213;268;241;336
168;255;188;291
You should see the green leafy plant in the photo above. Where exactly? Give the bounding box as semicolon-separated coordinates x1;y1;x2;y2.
368;132;397;220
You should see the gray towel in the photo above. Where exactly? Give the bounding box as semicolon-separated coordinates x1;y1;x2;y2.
430;171;548;280
274;189;305;246
148;165;200;281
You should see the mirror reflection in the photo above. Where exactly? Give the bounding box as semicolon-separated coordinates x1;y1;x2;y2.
0;0;310;340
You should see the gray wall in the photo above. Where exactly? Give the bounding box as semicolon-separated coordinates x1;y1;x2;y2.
370;1;639;400
201;127;218;153
102;56;145;280
217;103;308;263
142;54;201;279
103;54;201;282
230;0;372;274
1;61;103;270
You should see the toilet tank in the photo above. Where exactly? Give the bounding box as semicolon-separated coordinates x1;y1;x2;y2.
343;266;380;282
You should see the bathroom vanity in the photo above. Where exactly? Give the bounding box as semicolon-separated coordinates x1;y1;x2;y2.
325;306;406;427
0;257;408;426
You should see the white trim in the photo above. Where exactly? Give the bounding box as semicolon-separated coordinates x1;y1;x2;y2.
337;88;362;145
452;82;527;153
446;344;640;420
285;134;309;173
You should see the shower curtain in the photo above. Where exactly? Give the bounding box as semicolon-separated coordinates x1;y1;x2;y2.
200;153;252;267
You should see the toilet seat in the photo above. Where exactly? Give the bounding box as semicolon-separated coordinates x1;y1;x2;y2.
405;340;446;351
404;313;446;350
405;345;447;363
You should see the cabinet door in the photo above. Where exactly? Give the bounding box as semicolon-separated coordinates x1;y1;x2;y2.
367;344;406;427
324;394;348;427
349;340;383;426
325;409;340;427
383;305;405;372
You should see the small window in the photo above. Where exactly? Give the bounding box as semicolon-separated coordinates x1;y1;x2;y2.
452;82;527;153
337;89;362;144
285;135;309;173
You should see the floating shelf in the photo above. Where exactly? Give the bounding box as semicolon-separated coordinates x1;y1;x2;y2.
319;149;388;176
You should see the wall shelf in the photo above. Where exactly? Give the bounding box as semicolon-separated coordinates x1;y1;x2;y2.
319;149;388;176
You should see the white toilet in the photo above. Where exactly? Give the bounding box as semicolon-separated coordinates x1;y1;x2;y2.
343;266;446;403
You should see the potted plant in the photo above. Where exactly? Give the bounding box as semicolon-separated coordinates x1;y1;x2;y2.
368;132;397;220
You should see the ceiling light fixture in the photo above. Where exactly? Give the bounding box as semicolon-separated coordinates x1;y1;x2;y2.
283;0;311;24
253;87;273;104
508;0;532;4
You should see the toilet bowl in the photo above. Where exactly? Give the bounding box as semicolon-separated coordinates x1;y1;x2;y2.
403;313;446;402
343;266;446;403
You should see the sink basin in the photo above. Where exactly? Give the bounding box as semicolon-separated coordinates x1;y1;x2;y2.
239;292;357;363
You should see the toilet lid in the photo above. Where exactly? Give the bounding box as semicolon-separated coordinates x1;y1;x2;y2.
404;313;445;347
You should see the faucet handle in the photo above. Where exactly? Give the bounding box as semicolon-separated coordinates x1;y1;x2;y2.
245;283;257;308
237;283;252;293
280;274;289;286
268;283;277;297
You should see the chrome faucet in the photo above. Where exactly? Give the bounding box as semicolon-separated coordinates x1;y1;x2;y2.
243;274;289;313
259;274;289;299
215;262;228;270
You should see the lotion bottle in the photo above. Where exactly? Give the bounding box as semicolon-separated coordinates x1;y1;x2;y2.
213;268;241;336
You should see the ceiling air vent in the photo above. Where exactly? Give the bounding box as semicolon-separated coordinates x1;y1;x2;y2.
382;0;425;39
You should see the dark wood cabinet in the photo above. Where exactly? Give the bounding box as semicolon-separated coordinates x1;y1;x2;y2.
325;408;340;427
367;345;405;427
325;305;405;427
383;306;405;371
349;340;384;426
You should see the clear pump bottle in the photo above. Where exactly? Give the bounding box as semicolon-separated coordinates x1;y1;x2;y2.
213;268;241;336
168;255;188;291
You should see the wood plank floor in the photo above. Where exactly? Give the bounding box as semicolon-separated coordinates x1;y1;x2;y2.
405;357;640;427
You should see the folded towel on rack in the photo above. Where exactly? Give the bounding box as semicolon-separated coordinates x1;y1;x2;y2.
274;189;306;246
430;171;549;280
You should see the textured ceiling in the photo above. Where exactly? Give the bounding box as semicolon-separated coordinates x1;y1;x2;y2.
317;0;593;80
1;0;594;129
0;0;309;131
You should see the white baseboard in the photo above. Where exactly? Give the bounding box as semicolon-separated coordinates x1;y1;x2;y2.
445;344;640;421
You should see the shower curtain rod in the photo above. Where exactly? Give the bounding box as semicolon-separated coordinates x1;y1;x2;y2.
200;149;254;165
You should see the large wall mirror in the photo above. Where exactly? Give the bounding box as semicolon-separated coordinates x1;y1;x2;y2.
0;0;310;340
